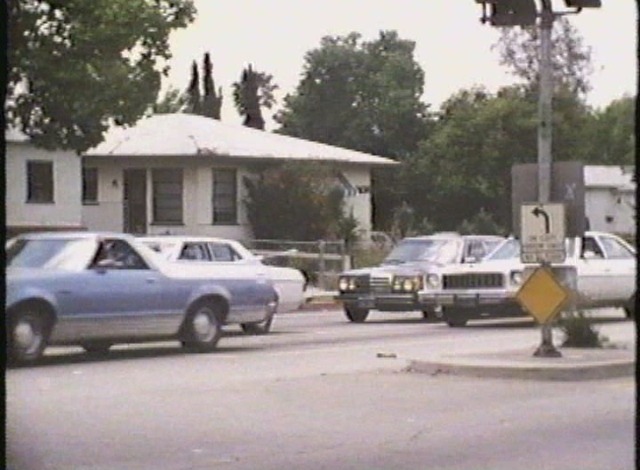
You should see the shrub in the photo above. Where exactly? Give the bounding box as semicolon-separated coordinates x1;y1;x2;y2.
559;312;605;348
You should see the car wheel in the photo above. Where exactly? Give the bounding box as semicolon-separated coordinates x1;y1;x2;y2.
182;300;223;352
241;314;274;335
445;318;468;327
344;306;369;323
8;307;51;366
624;294;636;319
82;342;112;356
443;308;469;327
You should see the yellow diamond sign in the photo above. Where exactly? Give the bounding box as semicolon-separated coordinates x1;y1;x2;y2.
515;266;570;324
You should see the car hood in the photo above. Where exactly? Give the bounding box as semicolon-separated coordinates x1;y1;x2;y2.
434;259;524;275
342;261;437;277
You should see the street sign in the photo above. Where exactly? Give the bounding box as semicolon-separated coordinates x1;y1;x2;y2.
511;161;585;238
520;202;566;264
515;266;570;324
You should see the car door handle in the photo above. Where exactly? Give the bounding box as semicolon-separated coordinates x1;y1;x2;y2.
146;277;157;284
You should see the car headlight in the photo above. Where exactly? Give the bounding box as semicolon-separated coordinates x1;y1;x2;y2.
339;276;359;292
510;270;523;286
392;275;423;292
426;273;440;288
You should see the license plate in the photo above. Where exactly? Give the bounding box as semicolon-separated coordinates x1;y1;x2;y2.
437;294;455;306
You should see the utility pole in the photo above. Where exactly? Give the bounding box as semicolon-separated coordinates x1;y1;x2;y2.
534;0;559;357
475;0;601;357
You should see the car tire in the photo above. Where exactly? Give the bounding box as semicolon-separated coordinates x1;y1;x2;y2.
241;314;274;335
8;306;52;366
344;306;369;323
182;300;223;352
443;308;469;327
624;293;636;319
445;318;468;327
82;342;112;356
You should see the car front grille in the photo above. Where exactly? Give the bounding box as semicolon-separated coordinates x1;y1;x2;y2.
370;275;392;294
442;273;504;289
351;275;391;294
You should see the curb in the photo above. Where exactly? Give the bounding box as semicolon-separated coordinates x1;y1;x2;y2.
406;359;635;381
405;345;635;381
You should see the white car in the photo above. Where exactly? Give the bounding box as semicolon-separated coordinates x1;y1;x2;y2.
418;231;636;327
139;236;306;316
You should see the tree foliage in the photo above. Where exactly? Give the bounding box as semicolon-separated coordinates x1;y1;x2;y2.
7;0;196;152
243;163;352;241
232;65;278;130
275;30;430;229
152;86;189;114
586;95;635;166
186;53;223;119
492;16;593;97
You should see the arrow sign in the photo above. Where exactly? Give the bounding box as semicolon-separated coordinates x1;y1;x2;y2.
532;207;551;233
520;203;567;264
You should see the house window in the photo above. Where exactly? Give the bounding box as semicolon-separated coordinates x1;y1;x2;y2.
212;169;237;224
82;167;98;204
152;168;183;224
27;160;54;203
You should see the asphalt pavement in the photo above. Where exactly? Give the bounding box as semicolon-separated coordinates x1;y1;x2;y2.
303;289;637;381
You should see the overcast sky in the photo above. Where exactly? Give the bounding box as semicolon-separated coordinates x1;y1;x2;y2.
165;0;637;127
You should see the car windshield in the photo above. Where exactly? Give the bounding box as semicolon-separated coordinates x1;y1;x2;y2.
383;239;460;265
486;239;521;260
6;237;99;270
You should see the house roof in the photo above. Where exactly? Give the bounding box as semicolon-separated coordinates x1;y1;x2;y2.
85;113;398;166
584;165;635;191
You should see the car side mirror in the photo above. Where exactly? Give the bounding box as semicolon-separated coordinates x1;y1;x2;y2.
582;250;597;260
465;256;478;263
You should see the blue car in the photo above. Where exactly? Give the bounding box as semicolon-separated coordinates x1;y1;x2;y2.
5;232;278;365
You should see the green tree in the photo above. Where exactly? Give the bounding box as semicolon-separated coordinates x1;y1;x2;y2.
275;31;431;229
7;0;196;152
153;86;189;114
186;60;201;114
586;95;635;165
201;52;223;119
232;65;278;130
407;84;596;232
492;16;593;97
243;163;350;241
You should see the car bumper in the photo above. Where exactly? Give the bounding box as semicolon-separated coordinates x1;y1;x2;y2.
419;290;516;309
335;292;423;311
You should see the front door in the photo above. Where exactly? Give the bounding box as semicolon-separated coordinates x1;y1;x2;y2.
123;169;147;234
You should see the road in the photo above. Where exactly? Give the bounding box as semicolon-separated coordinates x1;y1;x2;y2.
6;308;636;470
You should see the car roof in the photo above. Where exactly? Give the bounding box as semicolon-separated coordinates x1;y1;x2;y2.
402;233;504;241
11;231;134;241
138;235;242;244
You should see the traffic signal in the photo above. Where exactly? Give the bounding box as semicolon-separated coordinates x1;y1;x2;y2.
476;0;537;27
564;0;601;7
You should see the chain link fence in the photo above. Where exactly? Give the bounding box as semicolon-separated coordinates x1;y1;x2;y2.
243;239;350;290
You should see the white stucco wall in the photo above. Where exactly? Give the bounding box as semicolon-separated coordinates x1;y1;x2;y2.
80;157;376;241
340;165;373;238
6;141;83;230
81;157;252;239
585;188;636;235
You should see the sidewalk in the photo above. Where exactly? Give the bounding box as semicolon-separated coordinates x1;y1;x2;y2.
299;291;636;381
406;343;635;381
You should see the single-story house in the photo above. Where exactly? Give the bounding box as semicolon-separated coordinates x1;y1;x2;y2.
81;113;397;240
5;115;636;240
5;127;84;239
584;165;636;236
